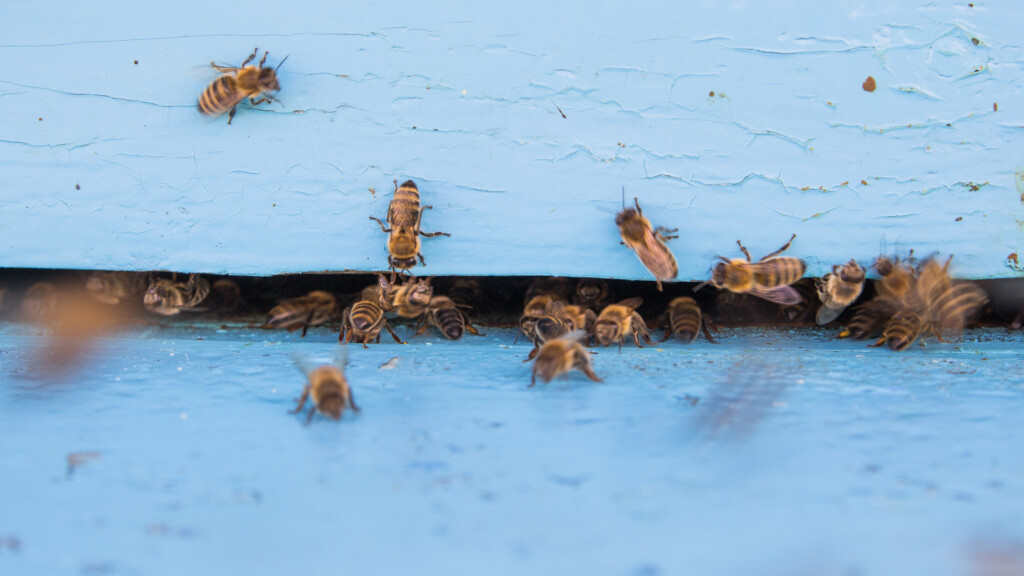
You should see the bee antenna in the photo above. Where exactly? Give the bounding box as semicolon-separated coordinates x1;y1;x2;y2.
621;186;626;210
275;55;290;72
693;280;711;292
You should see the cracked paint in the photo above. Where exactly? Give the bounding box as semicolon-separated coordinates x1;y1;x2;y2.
0;1;1021;279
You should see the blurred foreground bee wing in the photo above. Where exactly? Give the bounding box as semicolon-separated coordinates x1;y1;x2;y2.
749;285;802;306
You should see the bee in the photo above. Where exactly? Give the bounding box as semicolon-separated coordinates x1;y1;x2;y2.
661;296;716;343
516;293;566;344
263;291;337;336
209;279;244;313
524;277;573;305
418;295;483;340
143;274;210;316
615;193;678;291
339;298;404;348
84;272;143;305
530;331;603;387
705;234;806;305
21;282;60;324
448;277;483;310
815;260;866;325
573;278;611;310
387;276;434;319
874;254;916;301
198;47;286;125
872;311;926;351
290;351;359;423
369;180;450;272
594;297;652;350
776;278;819;323
929;282;988;332
360;274;394;311
839;301;894;340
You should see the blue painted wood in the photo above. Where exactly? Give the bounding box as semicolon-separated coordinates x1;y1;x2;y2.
2;325;1023;574
1;1;1021;279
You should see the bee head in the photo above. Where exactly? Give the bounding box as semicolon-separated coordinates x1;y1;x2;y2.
535;316;566;342
389;255;418;270
593;321;618;346
258;67;281;91
840;261;865;283
85;276;105;293
318;395;344;420
711;262;728;287
874;256;894;276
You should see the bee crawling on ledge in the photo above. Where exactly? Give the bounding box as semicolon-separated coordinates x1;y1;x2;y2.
198;47;287;124
699;234;806;306
530;330;603;388
369;179;450;273
615;190;678;291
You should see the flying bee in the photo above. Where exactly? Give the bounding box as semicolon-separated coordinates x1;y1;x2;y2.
661;296;716;343
84;272;143;305
530;330;603;387
516;293;566;344
263;290;337;336
702;234;806;305
290;351;359;423
930;282;988;332
339;298;404;348
369;179;450;272
387;275;434;319
417;295;483;340
815;259;866;325
524;277;573;305
198;47;286;125
573;278;611;311
615;192;678;291
594;297;652;350
21;282;61;324
143;274;210;316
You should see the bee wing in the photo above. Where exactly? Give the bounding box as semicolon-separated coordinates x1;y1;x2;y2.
332;347;350;370
556;329;588;343
814;304;844;326
749;285;803;306
632;231;679;281
290;351;319;377
615;297;644;309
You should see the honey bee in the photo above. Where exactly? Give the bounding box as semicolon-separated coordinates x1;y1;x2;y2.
929;282;988;332
369;180;450;272
873;254;916;301
387;276;434;318
573;278;611;310
290;351;359;423
516;293;566;344
84;272;143;305
263;291;337;336
615;193;678;291
661;296;716;343
198;47;286;125
209;279;244;313
594;297;652;350
872;311;926;351
448;277;483;310
838;302;893;340
418;295;483;340
705;234;806;305
339;298;404;348
524;277;573;305
530;331;603;387
815;259;866;325
143;274;210;316
21;282;60;324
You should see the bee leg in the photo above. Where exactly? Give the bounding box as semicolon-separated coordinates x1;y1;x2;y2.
633;197;643;215
760;233;797;261
368;216;391;233
250;97;272;106
529;371;537;388
419;230;451;238
655;226;679;240
258;50;269;68
701;322;718;344
655;279;663;292
868;336;887;348
242;47;259;67
305;407;316;425
617;339;623;353
465;322;484;336
227;106;238;125
632;329;644;348
290;386;310;414
384;323;406;345
300;310;315;338
417;253;427;266
524;346;539;362
736;240;753;262
348;390;361;413
579;362;603;383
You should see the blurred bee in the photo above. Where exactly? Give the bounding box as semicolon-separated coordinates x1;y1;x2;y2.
872;311;926;351
21;282;60;324
526;304;597;359
815;259;866;325
873;253;916;301
84;272;143;305
448;277;483;310
387;276;434;319
143;274;210;316
839;302;893;340
198;47;286;125
263;291;337;336
339;298;404;348
516;293;566;344
574;278;611;310
530;331;603;387
929;281;988;332
369;180;450;272
290;351;359;423
417;295;483;340
615;193;678;291
594;297;652;350
661;296;716;343
209;279;244;314
524;277;573;305
703;234;806;305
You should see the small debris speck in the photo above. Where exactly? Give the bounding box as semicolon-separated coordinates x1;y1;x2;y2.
994;102;998;111
862;76;876;92
133;60;139;65
972;37;980;45
955;216;963;221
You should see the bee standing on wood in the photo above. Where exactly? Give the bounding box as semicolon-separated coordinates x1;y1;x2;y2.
417;295;483;340
661;296;716;343
530;331;603;388
369;180;450;272
615;191;678;291
702;234;806;305
516;293;566;344
291;351;359;423
594;297;652;350
386;276;434;319
815;260;866;325
198;47;286;125
339;295;404;348
263;291;337;337
143;274;210;316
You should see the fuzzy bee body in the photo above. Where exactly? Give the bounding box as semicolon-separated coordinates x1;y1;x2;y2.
616;196;678;291
388;276;434;319
877;312;925;351
709;234;806;306
517;294;566;344
84;272;143;305
530;331;603;387
340;299;404;348
143;274;210;316
525;277;573;305
663;296;715;343
815;260;866;325
448;277;482;310
198;48;284;124
594;297;651;350
574;278;611;311
291;352;359;423
264;290;337;336
369;180;449;272
419;295;482;340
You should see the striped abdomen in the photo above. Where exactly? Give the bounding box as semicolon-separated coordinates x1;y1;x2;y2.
388;180;422;230
350;300;384;334
198;75;241;116
432;306;467;340
751;258;806;288
667;297;702;343
534;315;568;343
931;283;987;330
883;313;924;351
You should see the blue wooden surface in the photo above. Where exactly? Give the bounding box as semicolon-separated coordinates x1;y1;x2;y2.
1;1;1022;279
1;324;1023;575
